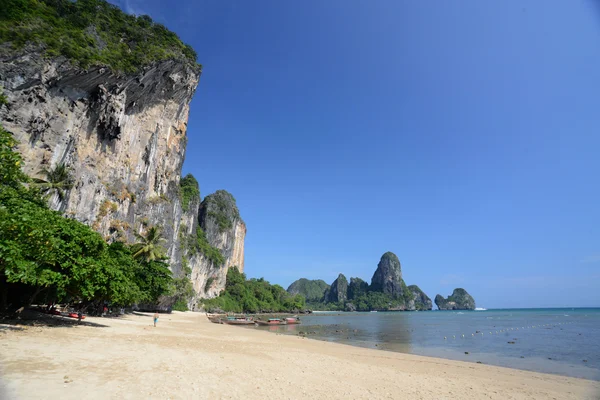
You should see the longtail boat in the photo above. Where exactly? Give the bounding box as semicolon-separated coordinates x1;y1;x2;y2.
255;318;287;326
222;316;255;325
285;317;301;324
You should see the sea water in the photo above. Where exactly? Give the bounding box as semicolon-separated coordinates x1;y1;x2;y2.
255;308;600;380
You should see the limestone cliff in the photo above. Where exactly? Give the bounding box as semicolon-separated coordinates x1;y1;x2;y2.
370;252;406;298
0;46;244;302
407;285;432;311
435;289;476;310
323;274;348;303
347;277;369;300
186;190;246;299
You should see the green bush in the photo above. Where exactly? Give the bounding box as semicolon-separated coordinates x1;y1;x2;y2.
0;0;201;73
199;268;306;313
179;174;199;212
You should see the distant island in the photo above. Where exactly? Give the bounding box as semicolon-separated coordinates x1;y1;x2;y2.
287;252;476;312
435;289;476;310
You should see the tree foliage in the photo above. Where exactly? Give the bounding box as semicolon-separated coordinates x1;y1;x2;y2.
31;163;74;201
306;275;416;312
179;173;199;212
200;268;306;313
0;0;200;73
0;125;174;313
286;278;329;301
131;225;167;263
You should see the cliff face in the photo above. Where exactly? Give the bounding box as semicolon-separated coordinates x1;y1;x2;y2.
408;285;432;311
370;252;405;298
435;289;475;310
188;190;246;299
323;274;348;303
0;47;244;302
348;277;369;300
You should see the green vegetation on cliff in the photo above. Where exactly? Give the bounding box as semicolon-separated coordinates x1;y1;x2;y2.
286;278;329;301
0;0;200;73
319;291;413;312
435;288;476;310
202;190;241;233
182;227;224;267
0;125;175;313
179;174;200;212
200;268;305;314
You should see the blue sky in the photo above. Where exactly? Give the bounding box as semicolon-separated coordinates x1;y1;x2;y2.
111;0;600;308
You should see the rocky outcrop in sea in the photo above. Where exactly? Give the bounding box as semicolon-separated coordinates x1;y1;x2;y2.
370;252;406;299
290;251;458;312
408;285;433;310
435;289;476;310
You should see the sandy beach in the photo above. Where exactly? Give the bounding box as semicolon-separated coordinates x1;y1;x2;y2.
0;311;598;400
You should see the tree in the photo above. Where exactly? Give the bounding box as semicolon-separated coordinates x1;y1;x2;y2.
200;268;307;313
0;125;29;190
0;125;175;313
134;260;173;303
179;173;200;212
131;225;167;262
31;163;74;201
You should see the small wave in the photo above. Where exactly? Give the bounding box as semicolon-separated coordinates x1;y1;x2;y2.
456;312;464;315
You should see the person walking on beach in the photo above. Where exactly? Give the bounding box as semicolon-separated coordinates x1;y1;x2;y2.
153;312;159;327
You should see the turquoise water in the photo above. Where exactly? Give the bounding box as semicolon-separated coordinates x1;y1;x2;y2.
254;308;600;380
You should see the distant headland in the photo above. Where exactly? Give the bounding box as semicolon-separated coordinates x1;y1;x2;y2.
287;251;476;312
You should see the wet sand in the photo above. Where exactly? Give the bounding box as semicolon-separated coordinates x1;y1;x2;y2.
0;311;598;399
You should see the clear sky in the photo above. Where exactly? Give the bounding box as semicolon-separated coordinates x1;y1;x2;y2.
110;0;600;308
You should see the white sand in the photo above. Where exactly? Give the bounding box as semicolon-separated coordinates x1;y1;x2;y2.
0;311;598;400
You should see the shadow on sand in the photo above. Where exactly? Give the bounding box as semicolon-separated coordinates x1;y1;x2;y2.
0;309;109;329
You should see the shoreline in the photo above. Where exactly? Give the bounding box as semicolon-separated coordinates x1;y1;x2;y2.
1;311;598;399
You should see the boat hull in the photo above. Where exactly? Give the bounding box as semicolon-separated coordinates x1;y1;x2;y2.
223;320;255;325
255;320;287;326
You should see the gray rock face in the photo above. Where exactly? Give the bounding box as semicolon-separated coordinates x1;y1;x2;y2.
0;46;244;302
324;274;348;303
370;252;405;299
189;191;246;298
408;285;432;310
347;277;369;300
435;289;475;310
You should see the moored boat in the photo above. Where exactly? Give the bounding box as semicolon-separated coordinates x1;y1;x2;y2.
206;313;226;324
223;316;255;325
255;318;287;326
285;317;301;324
